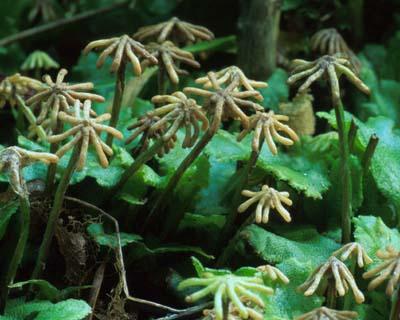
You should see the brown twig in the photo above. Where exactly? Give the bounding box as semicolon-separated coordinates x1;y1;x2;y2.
87;262;106;320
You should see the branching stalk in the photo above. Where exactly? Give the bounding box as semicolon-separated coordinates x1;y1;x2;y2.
106;61;126;147
31;143;81;282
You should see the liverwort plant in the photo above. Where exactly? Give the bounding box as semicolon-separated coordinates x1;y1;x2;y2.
0;147;58;310
178;260;278;320
0;74;47;139
110;91;209;199
83;34;158;146
142;41;200;89
143;69;266;234
26;68;105;192
311;28;361;73
21;50;59;79
134;17;213;93
237;184;293;224
133;17;215;45
295;307;358;320
31;100;122;282
287;54;370;244
296;242;371;318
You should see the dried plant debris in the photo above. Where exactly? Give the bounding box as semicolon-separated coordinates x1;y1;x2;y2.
287;55;370;102
256;264;290;284
26;68;104;128
83;35;158;74
298;256;365;304
184;72;263;132
311;28;361;72
203;301;264;320
363;245;400;296
0;73;42;108
48;100;123;170
237;110;299;155
195;66;268;93
55;212;99;285
332;242;373;268
279;92;315;136
126;113;177;157
238;184;293;224
133;17;214;45
178;273;272;320
142;41;200;84
21;50;60;71
0;146;58;196
295;307;358;320
150;91;209;148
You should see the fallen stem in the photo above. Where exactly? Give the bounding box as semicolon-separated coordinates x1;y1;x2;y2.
106;61;126;147
31;143;81;283
64;196;184;314
0;1;130;47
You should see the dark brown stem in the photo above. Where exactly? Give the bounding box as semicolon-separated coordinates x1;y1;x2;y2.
237;0;282;79
106;61;126;146
0;1;131;47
